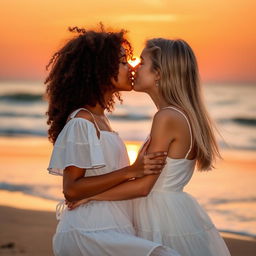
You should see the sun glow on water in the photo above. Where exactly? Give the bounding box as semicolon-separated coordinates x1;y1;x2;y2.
126;142;141;164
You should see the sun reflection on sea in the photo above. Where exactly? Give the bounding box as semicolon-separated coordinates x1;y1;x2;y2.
125;141;141;164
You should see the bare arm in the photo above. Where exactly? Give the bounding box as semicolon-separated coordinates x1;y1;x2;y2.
68;110;176;204
63;140;167;202
63;166;133;202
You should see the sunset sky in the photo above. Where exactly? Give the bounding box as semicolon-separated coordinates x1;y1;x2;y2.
1;0;255;83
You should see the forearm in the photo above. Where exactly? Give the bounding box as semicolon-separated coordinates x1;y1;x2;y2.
64;143;166;202
64;166;135;201
90;177;155;202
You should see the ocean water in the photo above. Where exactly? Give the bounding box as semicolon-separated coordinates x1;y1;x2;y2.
0;81;255;150
0;81;256;238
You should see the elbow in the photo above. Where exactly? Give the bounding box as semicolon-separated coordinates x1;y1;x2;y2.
63;187;79;202
139;185;151;197
141;189;150;197
63;184;92;202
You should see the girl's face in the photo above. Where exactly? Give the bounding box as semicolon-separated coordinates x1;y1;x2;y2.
111;49;133;92
133;48;158;92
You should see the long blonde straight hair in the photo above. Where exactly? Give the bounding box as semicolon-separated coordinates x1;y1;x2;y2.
146;38;221;171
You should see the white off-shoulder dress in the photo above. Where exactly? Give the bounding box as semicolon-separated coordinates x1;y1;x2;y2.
48;108;180;256
133;106;231;256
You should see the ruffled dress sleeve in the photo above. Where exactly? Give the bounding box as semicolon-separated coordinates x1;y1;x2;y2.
47;118;105;176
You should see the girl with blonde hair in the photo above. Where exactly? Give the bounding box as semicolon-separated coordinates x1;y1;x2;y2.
67;38;231;256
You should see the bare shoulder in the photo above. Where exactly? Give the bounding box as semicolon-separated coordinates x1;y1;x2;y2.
67;109;94;123
151;107;190;144
153;108;185;126
149;109;179;145
75;110;94;122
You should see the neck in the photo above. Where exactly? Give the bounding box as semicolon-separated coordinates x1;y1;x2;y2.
84;90;114;116
147;87;170;110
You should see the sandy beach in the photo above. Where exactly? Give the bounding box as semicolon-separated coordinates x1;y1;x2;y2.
0;137;256;255
0;205;255;256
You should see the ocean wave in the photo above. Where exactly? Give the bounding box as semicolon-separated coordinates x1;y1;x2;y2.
209;208;256;222
218;141;256;151
0;111;151;121
219;230;256;239
218;117;256;127
108;113;151;121
232;117;256;126
209;197;256;205
0;93;43;102
213;99;238;105
206;197;256;222
0;182;62;201
0;112;44;118
0;128;46;137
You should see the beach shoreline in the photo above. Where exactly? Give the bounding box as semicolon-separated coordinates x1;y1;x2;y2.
1;137;256;255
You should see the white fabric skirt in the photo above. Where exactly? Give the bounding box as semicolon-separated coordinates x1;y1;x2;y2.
133;191;231;256
53;200;180;256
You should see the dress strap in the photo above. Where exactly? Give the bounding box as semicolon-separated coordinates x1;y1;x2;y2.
69;108;101;133
162;106;193;159
69;108;85;119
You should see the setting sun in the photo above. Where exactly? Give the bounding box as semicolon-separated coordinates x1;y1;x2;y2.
128;57;140;68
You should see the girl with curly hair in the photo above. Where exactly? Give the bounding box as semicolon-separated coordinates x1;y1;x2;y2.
46;27;180;256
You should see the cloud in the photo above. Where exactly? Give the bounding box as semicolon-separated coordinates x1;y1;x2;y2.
116;14;178;22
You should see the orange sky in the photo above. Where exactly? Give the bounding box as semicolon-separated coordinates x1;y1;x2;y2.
1;0;255;83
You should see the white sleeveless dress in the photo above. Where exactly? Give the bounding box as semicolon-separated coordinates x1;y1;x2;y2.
47;108;180;256
133;106;231;256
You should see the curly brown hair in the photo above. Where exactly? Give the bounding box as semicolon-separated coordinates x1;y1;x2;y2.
45;26;133;143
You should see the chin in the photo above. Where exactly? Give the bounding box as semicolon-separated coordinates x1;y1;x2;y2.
122;87;133;92
124;83;133;91
120;84;133;92
114;82;133;92
133;84;143;92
